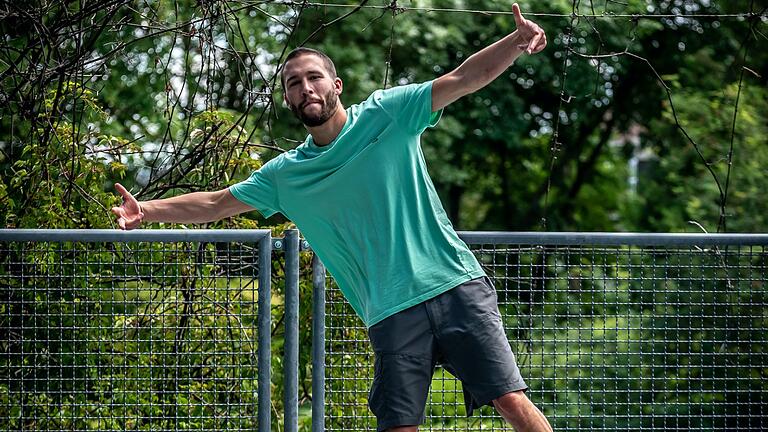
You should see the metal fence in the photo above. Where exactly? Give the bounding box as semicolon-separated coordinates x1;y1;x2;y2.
319;233;768;431
0;230;272;432
2;230;767;432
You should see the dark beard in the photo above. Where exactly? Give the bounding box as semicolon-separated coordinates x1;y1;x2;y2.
289;89;338;127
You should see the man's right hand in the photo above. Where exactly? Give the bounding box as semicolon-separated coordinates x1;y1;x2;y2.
512;3;547;55
111;183;144;230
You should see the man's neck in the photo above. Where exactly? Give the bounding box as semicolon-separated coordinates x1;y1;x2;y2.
307;105;347;146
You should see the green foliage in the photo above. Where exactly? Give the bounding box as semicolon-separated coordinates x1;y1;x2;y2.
3;0;764;230
636;83;768;232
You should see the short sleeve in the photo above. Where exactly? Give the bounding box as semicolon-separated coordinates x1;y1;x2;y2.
228;159;281;218
375;80;442;135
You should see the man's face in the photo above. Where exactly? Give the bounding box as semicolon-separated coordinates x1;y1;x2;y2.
282;54;342;127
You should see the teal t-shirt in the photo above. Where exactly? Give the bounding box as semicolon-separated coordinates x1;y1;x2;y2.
230;80;485;327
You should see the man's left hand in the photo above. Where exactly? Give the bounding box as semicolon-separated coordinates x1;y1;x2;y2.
513;3;547;55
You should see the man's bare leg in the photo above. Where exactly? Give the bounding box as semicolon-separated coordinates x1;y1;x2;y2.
492;390;553;432
385;391;551;432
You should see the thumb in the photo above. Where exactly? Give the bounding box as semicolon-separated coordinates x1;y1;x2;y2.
512;3;524;26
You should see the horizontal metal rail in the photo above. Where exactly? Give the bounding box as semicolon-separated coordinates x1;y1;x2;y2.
0;228;270;243
458;231;768;246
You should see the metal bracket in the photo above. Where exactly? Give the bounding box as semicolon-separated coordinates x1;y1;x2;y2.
272;237;312;251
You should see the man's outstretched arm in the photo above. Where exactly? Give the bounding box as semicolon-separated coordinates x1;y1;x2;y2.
111;183;253;230
432;3;546;111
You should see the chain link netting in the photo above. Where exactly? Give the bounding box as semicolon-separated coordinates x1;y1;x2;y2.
324;241;767;431
1;239;264;431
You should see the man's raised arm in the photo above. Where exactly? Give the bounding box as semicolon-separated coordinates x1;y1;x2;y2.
432;3;546;111
111;183;253;230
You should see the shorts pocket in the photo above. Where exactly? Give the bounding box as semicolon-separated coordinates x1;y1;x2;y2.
367;352;433;423
450;277;501;322
481;276;499;299
368;354;385;417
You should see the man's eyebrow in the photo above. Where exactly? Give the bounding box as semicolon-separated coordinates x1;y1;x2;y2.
285;68;325;84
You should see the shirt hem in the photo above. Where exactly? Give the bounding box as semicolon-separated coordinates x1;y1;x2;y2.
364;268;486;328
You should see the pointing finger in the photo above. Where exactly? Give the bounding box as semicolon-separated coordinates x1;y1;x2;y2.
527;32;542;54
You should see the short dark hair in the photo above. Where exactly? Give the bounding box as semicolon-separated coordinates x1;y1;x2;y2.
281;47;337;89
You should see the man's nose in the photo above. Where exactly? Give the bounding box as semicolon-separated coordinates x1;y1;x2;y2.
300;79;314;95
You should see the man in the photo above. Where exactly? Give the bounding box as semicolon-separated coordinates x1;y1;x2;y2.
112;4;551;431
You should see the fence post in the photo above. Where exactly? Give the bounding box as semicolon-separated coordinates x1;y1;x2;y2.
284;229;300;432
311;254;326;432
258;232;272;432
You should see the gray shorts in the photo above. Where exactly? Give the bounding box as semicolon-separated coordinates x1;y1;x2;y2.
367;276;528;431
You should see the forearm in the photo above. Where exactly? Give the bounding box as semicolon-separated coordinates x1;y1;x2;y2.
453;31;526;93
139;191;229;224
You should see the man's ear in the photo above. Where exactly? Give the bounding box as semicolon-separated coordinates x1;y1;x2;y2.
334;77;343;95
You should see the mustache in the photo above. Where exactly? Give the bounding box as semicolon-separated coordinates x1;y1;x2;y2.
300;98;322;109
